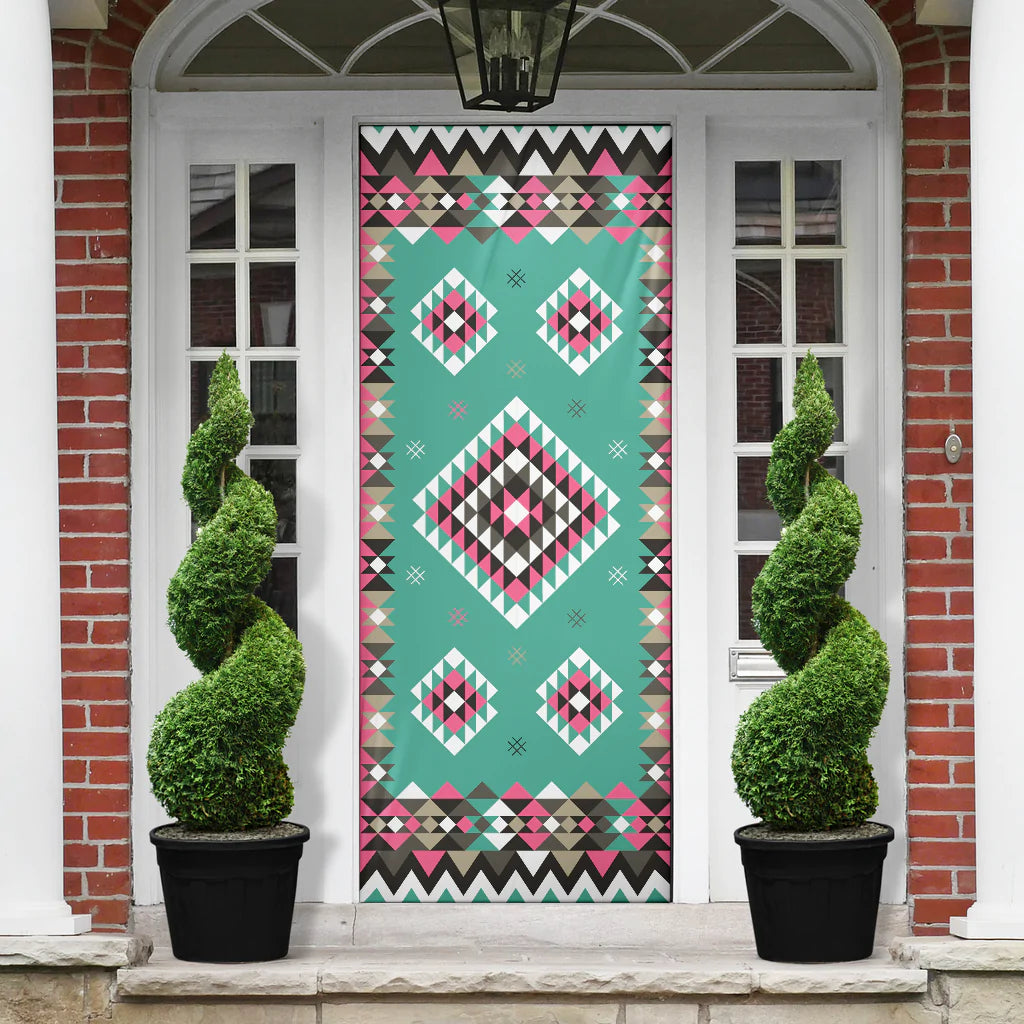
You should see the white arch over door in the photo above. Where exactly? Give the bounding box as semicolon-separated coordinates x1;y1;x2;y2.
133;0;896;92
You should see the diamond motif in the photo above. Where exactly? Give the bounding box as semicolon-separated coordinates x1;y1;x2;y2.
537;269;623;375
412;648;497;754
413;397;620;629
413;269;497;374
537;647;622;755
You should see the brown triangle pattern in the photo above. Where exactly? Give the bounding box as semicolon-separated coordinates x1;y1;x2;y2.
360;781;670;855
359;126;671;250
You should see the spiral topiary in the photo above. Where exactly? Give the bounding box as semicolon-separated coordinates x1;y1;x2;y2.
731;354;888;831
147;353;305;831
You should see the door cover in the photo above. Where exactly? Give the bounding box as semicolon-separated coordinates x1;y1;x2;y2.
358;125;672;902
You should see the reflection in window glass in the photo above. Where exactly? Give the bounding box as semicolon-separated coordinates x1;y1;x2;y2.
250;361;297;445
795;160;841;245
737;457;780;542
257;557;298;633
820;454;845;482
736;161;781;246
250;263;296;347
738;553;770;640
819;456;846;599
736;357;783;443
796;259;843;346
798;355;844;442
190;164;236;250
250;459;297;543
189;360;223;434
249;164;296;249
190;264;236;349
736;260;782;345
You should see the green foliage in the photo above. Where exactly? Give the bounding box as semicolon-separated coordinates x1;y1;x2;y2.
148;353;305;830
731;355;889;830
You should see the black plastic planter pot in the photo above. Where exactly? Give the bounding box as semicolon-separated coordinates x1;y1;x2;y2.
150;822;310;963
734;822;895;963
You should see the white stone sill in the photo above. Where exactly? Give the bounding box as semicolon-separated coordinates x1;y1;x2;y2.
0;934;151;968
116;946;928;999
132;901;912;952
892;935;1024;972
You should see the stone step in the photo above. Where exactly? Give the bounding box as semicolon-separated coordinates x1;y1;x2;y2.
116;944;930;1000
10;921;1024;1023
111;945;933;1024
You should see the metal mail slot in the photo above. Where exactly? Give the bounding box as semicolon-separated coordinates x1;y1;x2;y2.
729;647;785;684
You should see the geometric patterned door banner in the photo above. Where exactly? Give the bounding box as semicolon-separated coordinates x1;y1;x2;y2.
359;125;672;902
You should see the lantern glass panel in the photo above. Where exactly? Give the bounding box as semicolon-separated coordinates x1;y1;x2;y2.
441;0;574;113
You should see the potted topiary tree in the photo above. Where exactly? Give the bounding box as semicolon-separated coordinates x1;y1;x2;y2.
147;352;307;963
731;353;892;963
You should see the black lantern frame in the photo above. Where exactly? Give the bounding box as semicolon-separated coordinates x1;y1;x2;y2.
439;0;578;113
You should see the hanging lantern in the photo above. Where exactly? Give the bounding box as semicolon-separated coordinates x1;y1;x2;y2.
439;0;578;113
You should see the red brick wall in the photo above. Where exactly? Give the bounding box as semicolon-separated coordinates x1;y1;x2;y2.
871;0;975;935
53;0;172;932
51;0;974;932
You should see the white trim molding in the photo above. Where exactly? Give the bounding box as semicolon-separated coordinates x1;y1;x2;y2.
950;0;1024;942
1;0;90;937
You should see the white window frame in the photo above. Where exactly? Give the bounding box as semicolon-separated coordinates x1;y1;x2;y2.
131;14;903;909
705;123;906;902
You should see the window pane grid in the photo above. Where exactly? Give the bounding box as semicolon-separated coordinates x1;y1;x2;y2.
732;156;846;644
187;159;300;632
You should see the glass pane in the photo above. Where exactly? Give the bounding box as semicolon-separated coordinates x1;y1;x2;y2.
250;361;297;445
738;553;770;640
796;160;842;245
261;0;406;73
796;259;843;346
249;164;296;249
189;360;222;434
737;357;782;443
819;456;846;599
614;0;779;71
184;17;325;77
349;17;454;75
821;454;845;482
798;355;844;442
190;264;236;349
738;457;781;542
561;19;680;74
736;162;781;246
250;263;296;347
736;259;782;345
257;557;298;634
250;459;297;544
190;165;236;250
710;12;851;74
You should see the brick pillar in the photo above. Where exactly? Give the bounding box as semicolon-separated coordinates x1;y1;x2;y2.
950;0;1024;940
0;0;90;935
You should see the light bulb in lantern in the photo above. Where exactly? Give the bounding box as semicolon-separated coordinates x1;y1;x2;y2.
510;15;533;91
484;12;533;96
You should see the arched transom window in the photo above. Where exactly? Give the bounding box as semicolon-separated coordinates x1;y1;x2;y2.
153;0;878;91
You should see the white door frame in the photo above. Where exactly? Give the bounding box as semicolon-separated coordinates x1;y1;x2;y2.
705;121;906;902
130;85;903;907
